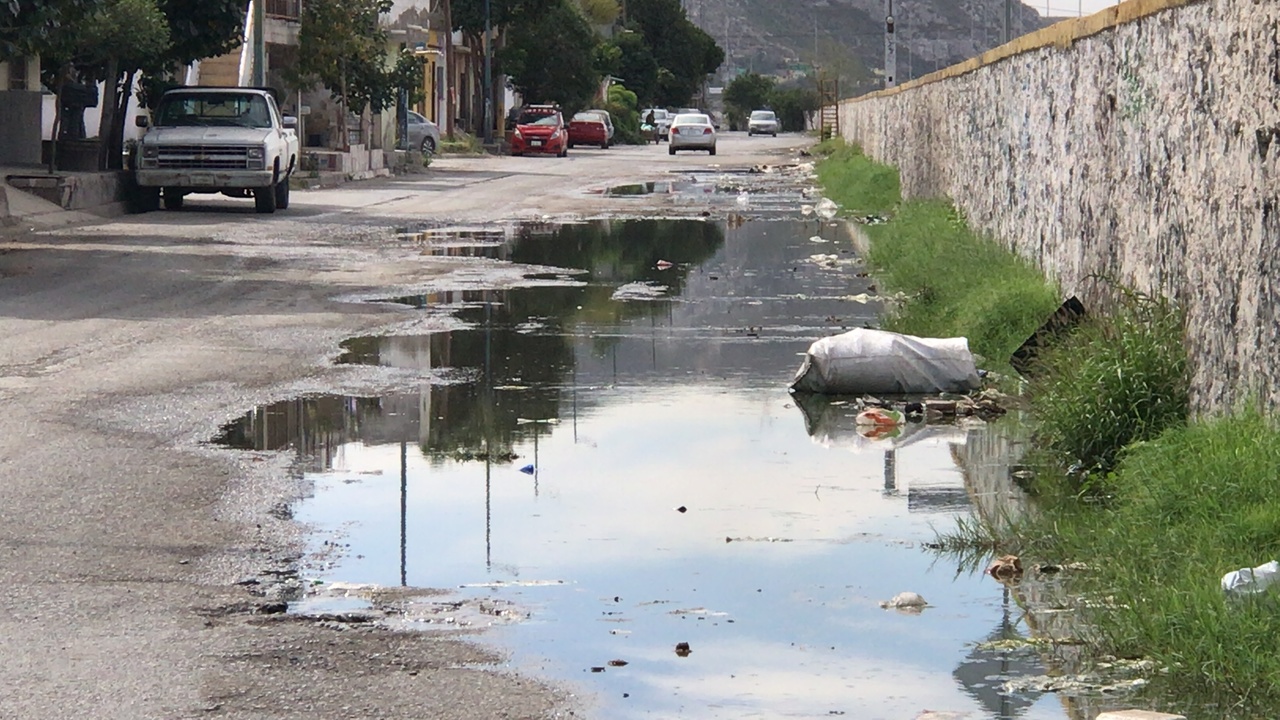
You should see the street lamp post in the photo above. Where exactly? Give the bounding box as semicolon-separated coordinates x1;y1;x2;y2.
883;0;896;89
483;0;493;145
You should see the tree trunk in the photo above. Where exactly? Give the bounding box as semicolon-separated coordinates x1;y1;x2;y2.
107;69;136;171
339;65;350;151
49;78;65;174
443;0;455;138
97;58;121;170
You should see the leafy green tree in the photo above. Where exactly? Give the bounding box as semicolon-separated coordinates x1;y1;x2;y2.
1;0;105;59
573;0;618;25
156;0;247;67
497;0;598;111
769;84;819;132
36;0;169;169
722;72;773;129
293;0;421;148
603;29;657;106
602;82;641;143
625;0;722;108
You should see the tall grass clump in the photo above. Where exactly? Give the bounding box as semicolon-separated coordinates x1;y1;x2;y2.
1026;410;1280;711
1025;290;1190;484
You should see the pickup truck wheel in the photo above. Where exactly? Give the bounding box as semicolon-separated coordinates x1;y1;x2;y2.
131;186;160;213
273;178;290;210
254;186;277;214
162;190;184;210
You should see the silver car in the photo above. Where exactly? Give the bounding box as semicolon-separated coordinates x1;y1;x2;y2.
668;113;716;155
747;109;779;136
405;110;441;154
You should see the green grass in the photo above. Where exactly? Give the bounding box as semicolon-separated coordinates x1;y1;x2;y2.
1024;409;1280;711
440;132;485;155
1025;290;1190;482
813;141;901;217
813;141;1060;369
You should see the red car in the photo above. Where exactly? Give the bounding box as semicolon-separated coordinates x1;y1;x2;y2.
567;111;609;149
510;105;568;157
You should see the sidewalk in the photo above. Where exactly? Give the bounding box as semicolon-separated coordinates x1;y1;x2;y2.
1;164;130;231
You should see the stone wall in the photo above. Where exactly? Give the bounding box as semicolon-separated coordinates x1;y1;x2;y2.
836;0;1280;412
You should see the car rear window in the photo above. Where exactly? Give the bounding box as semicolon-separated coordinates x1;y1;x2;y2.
673;114;711;125
518;108;560;125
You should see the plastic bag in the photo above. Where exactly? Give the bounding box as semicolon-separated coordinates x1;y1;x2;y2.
790;328;980;395
1222;560;1280;596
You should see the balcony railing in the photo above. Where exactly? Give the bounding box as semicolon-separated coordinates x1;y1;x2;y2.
265;0;301;20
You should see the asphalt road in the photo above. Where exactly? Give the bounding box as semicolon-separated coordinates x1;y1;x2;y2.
0;132;811;719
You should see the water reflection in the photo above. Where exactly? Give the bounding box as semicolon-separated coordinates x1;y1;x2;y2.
216;218;1075;720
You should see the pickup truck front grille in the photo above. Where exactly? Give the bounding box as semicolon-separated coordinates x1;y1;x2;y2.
155;145;254;170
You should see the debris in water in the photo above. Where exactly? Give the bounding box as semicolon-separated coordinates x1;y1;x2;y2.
608;659;629;667
656;259;674;270
879;591;928;613
986;554;1024;582
520;464;535;474
675;642;692;657
676;506;687;513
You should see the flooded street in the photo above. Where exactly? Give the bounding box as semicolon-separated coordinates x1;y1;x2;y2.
216;211;1082;719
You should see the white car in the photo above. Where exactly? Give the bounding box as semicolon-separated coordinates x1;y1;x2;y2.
747;109;779;136
668;113;716;155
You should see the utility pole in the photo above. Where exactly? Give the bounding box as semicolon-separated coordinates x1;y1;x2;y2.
483;0;493;145
1003;0;1014;43
883;0;896;89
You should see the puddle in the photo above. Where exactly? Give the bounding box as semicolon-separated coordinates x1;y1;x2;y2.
216;218;1102;719
603;168;824;218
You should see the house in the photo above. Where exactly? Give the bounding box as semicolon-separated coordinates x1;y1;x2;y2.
0;56;43;166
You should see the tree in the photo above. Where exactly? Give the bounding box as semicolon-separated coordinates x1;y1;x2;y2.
497;0;598;112
155;0;247;67
769;84;819;133
722;72;773;129
35;0;169;170
624;0;722;108
1;0;106;59
602;29;657;106
292;0;392;149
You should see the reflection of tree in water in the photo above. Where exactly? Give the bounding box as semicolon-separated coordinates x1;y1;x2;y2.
420;220;725;462
215;220;728;466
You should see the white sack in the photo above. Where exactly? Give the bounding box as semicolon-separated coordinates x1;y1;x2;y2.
790;328;980;395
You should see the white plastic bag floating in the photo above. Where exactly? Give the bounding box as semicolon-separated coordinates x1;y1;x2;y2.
1222;560;1280;596
790;328;980;395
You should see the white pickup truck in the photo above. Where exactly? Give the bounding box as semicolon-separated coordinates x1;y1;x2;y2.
133;86;299;214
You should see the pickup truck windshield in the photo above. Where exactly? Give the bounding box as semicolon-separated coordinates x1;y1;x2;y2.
154;93;274;129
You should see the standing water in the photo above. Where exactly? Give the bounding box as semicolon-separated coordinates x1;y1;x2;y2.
217;217;1078;719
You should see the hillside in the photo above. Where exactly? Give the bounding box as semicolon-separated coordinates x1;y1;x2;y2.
683;0;1050;95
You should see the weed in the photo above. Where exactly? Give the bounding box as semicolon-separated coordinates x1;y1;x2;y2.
1024;409;1280;710
1025;288;1189;483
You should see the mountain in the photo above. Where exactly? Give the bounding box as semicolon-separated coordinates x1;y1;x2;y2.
681;0;1051;95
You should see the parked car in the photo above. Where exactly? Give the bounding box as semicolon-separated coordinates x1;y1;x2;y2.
668;113;717;155
748;109;780;136
568;111;610;149
509;105;568;157
133;86;299;214
405;110;441;153
586;109;614;141
641;108;672;140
